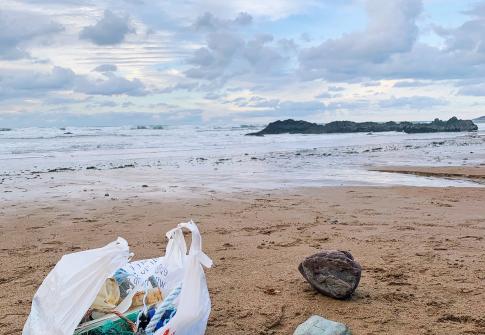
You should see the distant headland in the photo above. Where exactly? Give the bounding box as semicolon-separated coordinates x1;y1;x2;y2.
246;117;478;136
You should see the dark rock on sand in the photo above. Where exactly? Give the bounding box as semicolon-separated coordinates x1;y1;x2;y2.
247;117;477;136
299;250;361;299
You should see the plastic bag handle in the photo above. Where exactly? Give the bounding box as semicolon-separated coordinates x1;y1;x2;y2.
165;226;187;261
166;220;212;268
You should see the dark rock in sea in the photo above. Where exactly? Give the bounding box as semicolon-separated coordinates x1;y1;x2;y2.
246;119;325;135
402;117;478;133
64;132;73;135
151;125;164;130
47;167;75;173
247;117;477;136
0;128;12;131
299;250;361;299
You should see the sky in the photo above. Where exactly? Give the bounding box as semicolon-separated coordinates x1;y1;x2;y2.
1;0;485;127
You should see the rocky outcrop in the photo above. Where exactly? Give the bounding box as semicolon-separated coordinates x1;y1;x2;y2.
403;117;478;133
298;250;361;299
247;119;326;135
246;117;477;136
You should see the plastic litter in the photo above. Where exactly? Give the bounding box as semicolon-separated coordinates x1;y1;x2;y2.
23;221;212;335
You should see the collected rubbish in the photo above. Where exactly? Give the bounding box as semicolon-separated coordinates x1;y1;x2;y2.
23;221;212;335
299;250;361;299
293;315;351;335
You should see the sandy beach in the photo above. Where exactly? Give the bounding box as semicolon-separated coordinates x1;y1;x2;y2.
1;166;484;335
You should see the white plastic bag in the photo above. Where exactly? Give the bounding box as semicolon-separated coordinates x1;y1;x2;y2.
116;221;213;335
22;221;212;335
154;221;213;335
23;237;131;335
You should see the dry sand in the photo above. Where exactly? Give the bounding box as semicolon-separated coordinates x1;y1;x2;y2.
1;169;484;335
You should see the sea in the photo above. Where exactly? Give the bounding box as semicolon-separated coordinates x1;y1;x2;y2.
1;123;484;201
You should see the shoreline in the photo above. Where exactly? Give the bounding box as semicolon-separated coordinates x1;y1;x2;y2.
1;184;484;334
370;165;485;184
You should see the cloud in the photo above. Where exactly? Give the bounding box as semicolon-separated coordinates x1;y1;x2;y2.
299;0;423;81
193;12;252;31
457;83;485;96
393;80;430;87
93;64;118;72
362;81;380;87
228;95;325;117
326;100;370;111
328;86;345;92
315;92;332;99
75;73;147;96
0;10;63;59
0;65;147;100
185;30;291;84
378;96;447;109
435;2;485;52
80;10;134;45
0;66;75;99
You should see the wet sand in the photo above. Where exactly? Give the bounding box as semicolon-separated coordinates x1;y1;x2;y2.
371;165;485;183
1;175;484;334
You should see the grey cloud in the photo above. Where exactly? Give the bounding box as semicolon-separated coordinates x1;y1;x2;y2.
457;83;485;96
80;10;134;45
204;92;225;100
185;31;245;80
315;92;332;99
362;81;380;87
193;12;252;31
326;100;370;111
328;86;344;92
299;0;423;81
230;96;280;108
122;101;135;108
0;66;147;100
159;82;200;93
297;0;485;83
379;96;447;109
93;64;118;72
185;31;290;83
393;80;430;87
234;99;325;118
87;100;118;108
0;10;63;59
75;73;147;96
0;66;75;100
243;35;286;73
229;96;325;116
436;2;485;52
